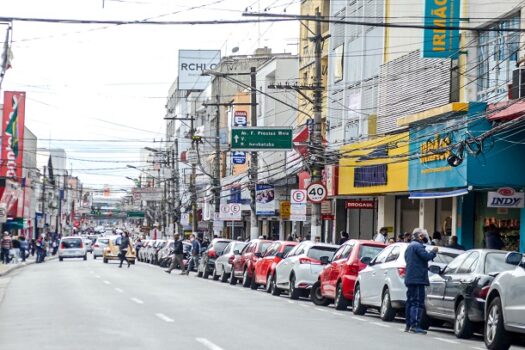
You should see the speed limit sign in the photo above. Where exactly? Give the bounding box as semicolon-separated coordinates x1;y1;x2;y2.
306;183;327;203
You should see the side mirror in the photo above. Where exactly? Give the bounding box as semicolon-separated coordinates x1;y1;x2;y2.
319;256;330;265
428;265;442;275
275;252;284;259
233;250;240;255
254;252;262;258
505;252;523;266
360;256;372;265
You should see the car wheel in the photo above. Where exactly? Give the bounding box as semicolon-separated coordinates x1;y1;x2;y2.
454;299;474;339
103;258;108;263
334;282;349;310
131;260;135;265
229;267;237;285
265;274;273;293
380;288;396;322
242;269;251;288
311;281;330;306
485;297;510;350
289;274;301;300
93;255;97;260
212;267;220;281
202;267;210;279
220;269;229;283
271;273;281;296
59;257;63;262
352;284;366;315
250;272;259;290
83;255;87;261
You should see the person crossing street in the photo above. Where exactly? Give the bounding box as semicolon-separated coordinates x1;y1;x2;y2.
165;234;186;275
118;231;132;268
186;234;200;275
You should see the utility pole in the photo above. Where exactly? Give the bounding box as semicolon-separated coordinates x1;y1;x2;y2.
190;116;198;234
309;11;325;241
41;165;46;237
213;90;222;237
173;140;182;235
249;66;259;239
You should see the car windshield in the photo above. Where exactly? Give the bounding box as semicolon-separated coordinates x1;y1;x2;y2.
434;251;460;265
307;246;337;260
360;245;384;259
258;242;271;253
283;245;295;256
485;252;516;274
62;239;82;248
214;241;230;253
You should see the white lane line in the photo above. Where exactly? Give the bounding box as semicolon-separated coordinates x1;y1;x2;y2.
94;275;101;279
195;338;225;350
287;300;295;304
114;288;124;293
331;312;345;316
471;347;485;350
433;337;460;345
155;313;174;323
130;297;144;304
103;280;111;285
89;270;94;274
299;304;309;308
351;316;368;322
371;321;390;328
315;307;329;312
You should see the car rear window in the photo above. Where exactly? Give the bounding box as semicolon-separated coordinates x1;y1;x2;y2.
360;245;384;259
62;239;82;248
214;241;230;253
258;242;271;253
485;252;515;275
307;246;337;260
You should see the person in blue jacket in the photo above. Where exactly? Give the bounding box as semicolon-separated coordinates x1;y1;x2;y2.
404;228;438;334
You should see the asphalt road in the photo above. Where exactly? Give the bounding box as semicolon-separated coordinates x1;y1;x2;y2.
0;258;523;350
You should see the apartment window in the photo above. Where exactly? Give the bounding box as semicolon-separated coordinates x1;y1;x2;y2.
334;45;344;82
477;14;520;102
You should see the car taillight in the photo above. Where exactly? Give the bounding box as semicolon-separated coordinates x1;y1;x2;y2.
299;257;320;265
80;242;84;248
228;255;235;264
346;264;359;276
476;285;490;300
60;243;65;249
397;267;406;278
94;244;99;248
208;249;217;258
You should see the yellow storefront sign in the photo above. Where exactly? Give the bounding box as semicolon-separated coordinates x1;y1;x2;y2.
280;201;291;220
338;133;409;195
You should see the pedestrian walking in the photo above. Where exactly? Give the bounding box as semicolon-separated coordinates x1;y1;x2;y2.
404;228;438;334
1;232;13;264
35;235;45;263
431;231;443;246
118;232;132;268
338;231;349;245
447;235;465;250
374;227;388;243
19;235;28;262
484;224;504;250
11;235;20;264
186;234;201;275
30;238;36;256
165;234;186;274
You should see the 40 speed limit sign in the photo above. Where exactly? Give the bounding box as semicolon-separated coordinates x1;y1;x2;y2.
306;183;327;203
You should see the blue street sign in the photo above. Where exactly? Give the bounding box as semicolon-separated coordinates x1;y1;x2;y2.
232;151;246;164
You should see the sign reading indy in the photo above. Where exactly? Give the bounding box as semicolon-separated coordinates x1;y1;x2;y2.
231;127;292;151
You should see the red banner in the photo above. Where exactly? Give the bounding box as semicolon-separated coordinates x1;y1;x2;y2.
1;91;26;180
346;200;375;209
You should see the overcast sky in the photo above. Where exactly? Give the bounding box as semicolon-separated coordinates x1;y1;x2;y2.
1;0;298;194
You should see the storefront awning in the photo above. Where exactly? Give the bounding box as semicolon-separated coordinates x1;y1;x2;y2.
487;100;525;121
409;188;469;199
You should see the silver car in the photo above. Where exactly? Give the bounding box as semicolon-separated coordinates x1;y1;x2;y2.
92;237;109;259
214;241;248;283
58;237;87;261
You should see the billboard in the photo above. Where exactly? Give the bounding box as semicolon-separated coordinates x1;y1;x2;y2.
178;50;221;90
1;91;26;180
255;184;275;215
423;0;460;58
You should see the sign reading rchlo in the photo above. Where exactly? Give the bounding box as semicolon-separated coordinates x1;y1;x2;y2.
231;127;292;151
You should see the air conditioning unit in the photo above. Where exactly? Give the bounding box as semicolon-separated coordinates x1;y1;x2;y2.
511;66;525;99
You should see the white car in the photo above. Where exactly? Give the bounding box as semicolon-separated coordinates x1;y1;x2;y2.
274;241;338;299
58;236;87;261
92;237;110;259
83;238;93;253
353;242;462;321
214;241;248;282
484;252;525;350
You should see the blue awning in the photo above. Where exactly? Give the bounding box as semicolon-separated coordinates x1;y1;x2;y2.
409;188;469;200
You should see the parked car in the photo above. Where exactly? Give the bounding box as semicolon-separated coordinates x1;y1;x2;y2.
231;239;272;288
58;236;87;261
83;238;93;253
142;240;159;263
213;241;248;282
198;238;232;279
92;237;110;259
424;249;518;338
253;241;298;292
157;240;174;267
313;240;386;309
138;240;153;262
484;251;525;350
353;242;462;321
103;235;136;264
159;241;191;269
273;241;339;299
148;240;167;265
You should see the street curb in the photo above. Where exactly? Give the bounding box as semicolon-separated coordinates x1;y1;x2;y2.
0;256;58;278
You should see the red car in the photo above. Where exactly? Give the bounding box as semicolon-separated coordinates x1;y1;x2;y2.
231;239;272;289
312;239;386;309
253;241;298;292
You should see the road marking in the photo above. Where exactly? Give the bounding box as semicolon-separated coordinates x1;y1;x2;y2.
114;288;124;293
89;270;94;274
94;275;101;278
331;312;345;316
155;313;174;323
371;321;390;328
471;347;485;350
299;304;309;307
195;338;225;350
287;300;295;304
351;316;368;322
130;297;144;304
103;280;111;285
315;307;329;312
433;337;459;344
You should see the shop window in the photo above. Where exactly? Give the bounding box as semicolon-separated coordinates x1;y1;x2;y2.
354;164;387;187
334;44;344;82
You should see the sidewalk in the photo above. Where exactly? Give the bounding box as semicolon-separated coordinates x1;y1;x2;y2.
0;254;57;277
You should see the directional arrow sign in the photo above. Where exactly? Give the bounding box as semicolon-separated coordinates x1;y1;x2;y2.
231;127;293;151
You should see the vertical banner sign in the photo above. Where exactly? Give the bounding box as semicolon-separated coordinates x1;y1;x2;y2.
423;0;460;58
1;91;26;180
290;189;307;222
255;184;275;215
